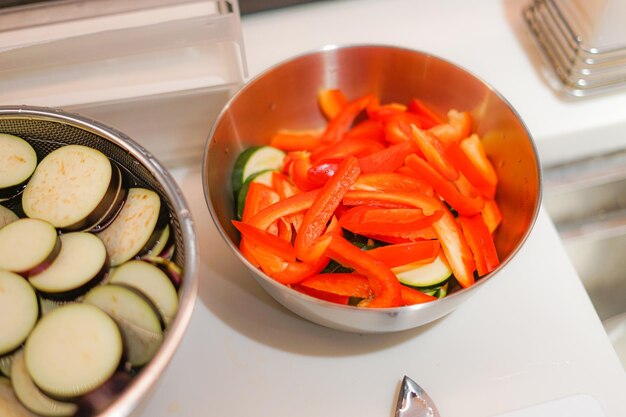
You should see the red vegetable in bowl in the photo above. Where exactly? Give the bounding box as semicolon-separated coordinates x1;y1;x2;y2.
231;89;501;307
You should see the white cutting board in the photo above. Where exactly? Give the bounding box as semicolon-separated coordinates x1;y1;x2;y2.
493;395;607;417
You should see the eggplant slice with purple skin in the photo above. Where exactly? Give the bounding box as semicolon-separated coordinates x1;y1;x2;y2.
0;271;39;356
29;232;108;301
0;205;19;229
0;218;60;276
22;145;126;232
0;376;36;417
97;188;168;267
0;134;37;202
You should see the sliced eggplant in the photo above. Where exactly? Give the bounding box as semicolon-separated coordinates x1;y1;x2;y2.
0;352;14;377
96;188;163;267
0;376;36;417
0;205;19;229
109;260;179;327
0;271;39;356
22;144;123;231
11;350;78;416
143;224;170;258
84;284;163;367
29;232;107;300
0;218;60;276
0;134;37;201
24;303;123;399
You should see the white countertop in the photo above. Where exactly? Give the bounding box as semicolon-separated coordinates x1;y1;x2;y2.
135;0;626;416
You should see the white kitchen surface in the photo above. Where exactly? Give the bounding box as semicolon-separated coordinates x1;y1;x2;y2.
133;1;626;417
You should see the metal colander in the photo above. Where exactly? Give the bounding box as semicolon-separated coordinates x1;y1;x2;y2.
0;105;198;417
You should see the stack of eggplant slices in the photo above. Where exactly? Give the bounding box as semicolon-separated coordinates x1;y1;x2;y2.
0;133;182;416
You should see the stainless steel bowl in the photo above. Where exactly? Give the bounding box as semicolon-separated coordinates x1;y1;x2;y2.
203;45;541;333
0;105;198;415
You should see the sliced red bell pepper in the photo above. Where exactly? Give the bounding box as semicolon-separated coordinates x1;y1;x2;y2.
481;199;502;234
429;109;472;145
405;154;484;216
342;190;441;216
293;284;350;305
241;182;281;223
411;125;459;181
272;171;299;199
431;206;476;288
306;158;340;187
407;98;445;128
345;119;386;143
318;89;348;120
269;129;323;151
357;139;420;174
248;189;320;231
277;217;293;243
352;172;433;195
300;273;372;298
311;136;385;163
294;156;361;262
400;285;438;305
458;214;500;276
339;206;443;236
247;242;329;285
289;158;319;192
232;220;296;262
325;235;403;308
320;94;373;143
445;139;496;199
360;226;438;241
459;134;498;188
366;101;407;121
383;111;429;144
366;241;440;268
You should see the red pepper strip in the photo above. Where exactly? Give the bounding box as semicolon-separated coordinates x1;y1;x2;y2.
311;136;385;163
241;182;281;223
247;242;329;285
429;109;472;145
366;101;407;121
445;140;496;199
294;156;361;262
342;190;441;216
383;112;429;144
481;199;502;234
407;98;445;128
357;139;420;174
248;189;320;231
239;239;260;268
400;286;438;305
269;129;323;151
361;226;438;241
289;158;319;192
307;158;340;187
325;235;403;308
300;273;373;298
277;218;293;242
320;94;373;143
432;206;476;288
232;220;297;262
367;241;440;268
272;171;299;199
345;119;386;143
352;172;433;195
411;125;460;181
405;154;484;216
460;134;498;187
339;206;443;236
318;89;348;120
458;215;500;276
293;285;349;305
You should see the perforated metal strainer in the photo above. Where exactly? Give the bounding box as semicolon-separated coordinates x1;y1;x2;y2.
0;105;198;417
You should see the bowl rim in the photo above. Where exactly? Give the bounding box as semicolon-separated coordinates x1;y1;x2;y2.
0;104;199;416
202;43;543;315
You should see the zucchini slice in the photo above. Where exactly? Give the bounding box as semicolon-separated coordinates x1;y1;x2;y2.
96;188;162;267
11;350;78;416
0;218;60;275
0;271;39;355
24;303;122;399
22;144;121;231
29;232;107;299
231;146;285;197
0;205;19;229
0;376;36;417
84;284;163;367
236;170;274;220
393;254;452;288
0;134;37;201
109;260;179;327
